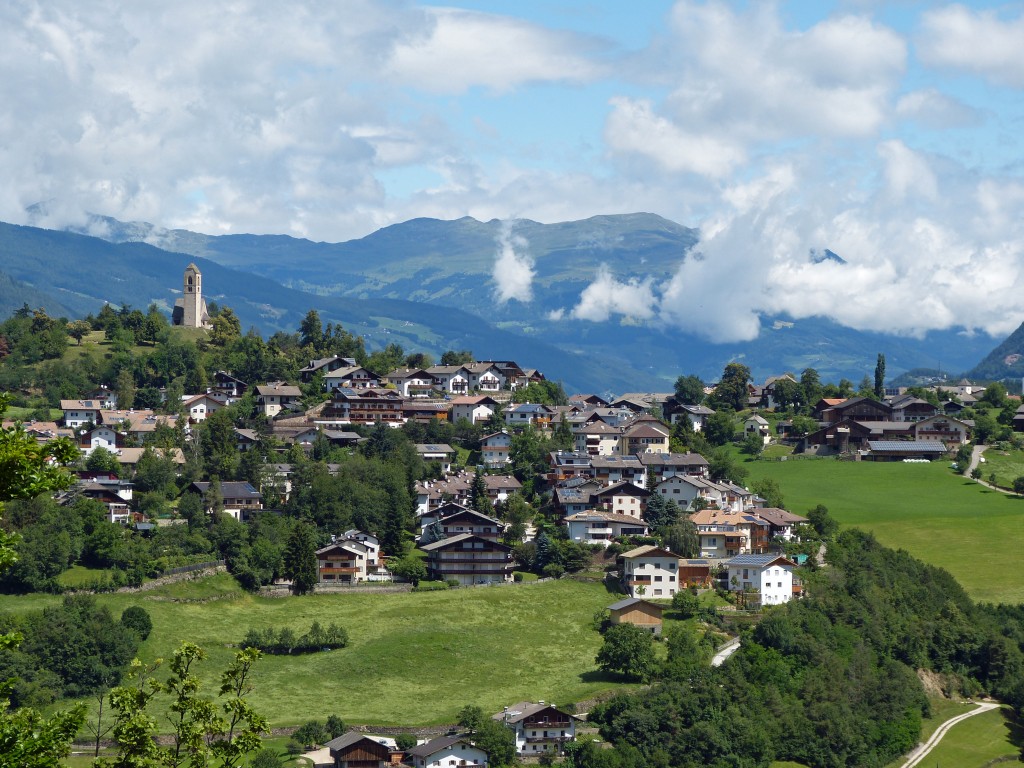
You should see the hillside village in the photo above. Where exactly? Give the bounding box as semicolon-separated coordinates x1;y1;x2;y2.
3;267;1024;767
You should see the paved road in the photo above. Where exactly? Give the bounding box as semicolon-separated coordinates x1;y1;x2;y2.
898;701;1000;768
711;637;740;667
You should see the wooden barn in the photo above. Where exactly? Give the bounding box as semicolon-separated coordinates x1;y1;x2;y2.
607;597;665;636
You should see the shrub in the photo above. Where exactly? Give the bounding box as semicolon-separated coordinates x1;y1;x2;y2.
542;563;564;579
326;714;346;739
395;733;418;751
293;720;330;748
120;606;153;640
241;621;348;654
445;578;461;588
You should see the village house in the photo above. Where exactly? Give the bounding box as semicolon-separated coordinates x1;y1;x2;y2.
692;508;770;558
449;395;499;425
320;388;405;427
60;399;104;428
722;553;797;606
255;382;302;418
821;396;893;423
414;475;474;517
888;394;940;422
563;510;648;545
480;430;512;468
607;597;664;636
316;530;390;585
493;702;577;756
189;481;263;522
182;392;228;423
547;450;594;484
638;451;710;482
415;443;456;473
619;545;682;598
83;386;118;409
463;362;504;392
211;371;247;398
419;533;514;586
425;364;472;394
407;736;488;768
421;505;505;542
753;508;808;542
591;480;650;519
504;402;553;428
743;414;771;444
483;474;522;505
618;420;670;456
573;420;621;456
912;414;972;447
590;454;646;487
383;368;438;399
323;365;380;390
298;355;357;382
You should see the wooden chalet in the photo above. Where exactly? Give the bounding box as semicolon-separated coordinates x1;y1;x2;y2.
607;597;664;635
325;731;394;768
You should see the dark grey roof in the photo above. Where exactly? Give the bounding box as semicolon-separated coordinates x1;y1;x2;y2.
407;735;471;758
326;731;389;754
726;554;794;567
607;596;662;612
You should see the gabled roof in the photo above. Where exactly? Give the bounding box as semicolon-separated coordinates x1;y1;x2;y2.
621;544;678;560
438;508;503;527
608;596;664;613
593;480;650;498
190;481;262;499
255;382;302;397
725;554;796;568
867;440;947;453
415;443;455;455
493;702;577;724
753;508;808;527
325;731;392;755
563;510;650;525
407;735;476;758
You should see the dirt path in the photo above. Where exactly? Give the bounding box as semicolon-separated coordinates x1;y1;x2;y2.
898;701;1000;768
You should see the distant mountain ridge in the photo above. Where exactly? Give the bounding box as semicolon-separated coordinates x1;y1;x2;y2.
966;321;1024;384
3;211;1008;391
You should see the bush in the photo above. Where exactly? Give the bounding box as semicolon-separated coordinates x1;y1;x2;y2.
250;748;284;768
241;621;348;654
542;564;564;579
411;581;449;592
513;572;524;583
395;733;418;751
326;714;346;739
445;578;461;588
293;720;330;748
120;606;153;640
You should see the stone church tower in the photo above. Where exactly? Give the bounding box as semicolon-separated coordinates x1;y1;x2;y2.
172;263;211;328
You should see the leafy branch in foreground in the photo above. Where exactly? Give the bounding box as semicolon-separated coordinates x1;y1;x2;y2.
99;642;269;768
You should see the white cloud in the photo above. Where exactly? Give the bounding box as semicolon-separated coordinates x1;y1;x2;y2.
918;5;1024;87
604;97;745;178
895;88;978;128
568;265;657;322
491;221;535;303
878;140;938;202
386;7;607;93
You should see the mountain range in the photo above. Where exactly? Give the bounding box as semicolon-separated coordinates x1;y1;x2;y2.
2;210;1021;393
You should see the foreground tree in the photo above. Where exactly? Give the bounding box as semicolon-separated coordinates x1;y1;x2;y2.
595;624;657;682
0;393;85;766
282;522;318;595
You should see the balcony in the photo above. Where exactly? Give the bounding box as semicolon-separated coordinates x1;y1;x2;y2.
319;567;359;574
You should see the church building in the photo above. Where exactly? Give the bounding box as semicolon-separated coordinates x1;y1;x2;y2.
172;263;211;328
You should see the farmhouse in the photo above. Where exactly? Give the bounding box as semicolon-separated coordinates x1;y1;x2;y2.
407;735;488;768
494;702;578;756
324;731;395;768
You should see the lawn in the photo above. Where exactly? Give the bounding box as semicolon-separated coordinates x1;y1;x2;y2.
911;705;1021;767
1;577;628;730
980;447;1024;491
742;458;1024;603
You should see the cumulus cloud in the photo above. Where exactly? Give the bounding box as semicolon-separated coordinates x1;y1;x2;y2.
386;7;608;93
491;221;535;303
918;5;1024;87
568;265;657;322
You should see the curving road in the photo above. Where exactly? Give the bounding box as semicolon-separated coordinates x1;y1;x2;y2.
898;701;1000;768
711;637;740;667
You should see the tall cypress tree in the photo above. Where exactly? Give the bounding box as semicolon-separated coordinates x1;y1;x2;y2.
283;522;318;596
874;353;886;399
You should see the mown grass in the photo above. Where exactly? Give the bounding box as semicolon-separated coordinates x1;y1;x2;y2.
742;458;1024;603
981;448;1024;491
914;705;1021;767
2;577;629;730
57;565;119;588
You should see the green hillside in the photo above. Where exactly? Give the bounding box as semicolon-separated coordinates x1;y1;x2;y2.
743;458;1024;603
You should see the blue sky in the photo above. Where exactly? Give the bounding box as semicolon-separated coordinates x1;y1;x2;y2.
2;0;1024;342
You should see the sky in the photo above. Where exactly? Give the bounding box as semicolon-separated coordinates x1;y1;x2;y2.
3;0;1024;343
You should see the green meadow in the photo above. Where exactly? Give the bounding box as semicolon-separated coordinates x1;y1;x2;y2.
743;458;1024;603
0;576;629;729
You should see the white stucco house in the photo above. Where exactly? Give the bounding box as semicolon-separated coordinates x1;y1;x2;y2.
723;553;796;606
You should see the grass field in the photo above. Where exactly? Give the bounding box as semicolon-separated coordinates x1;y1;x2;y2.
743;458;1024;603
981;448;1024;490
911;705;1021;767
0;576;630;730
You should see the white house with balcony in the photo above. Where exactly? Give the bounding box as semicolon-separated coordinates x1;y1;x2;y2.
723;553;796;606
619;545;682;599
